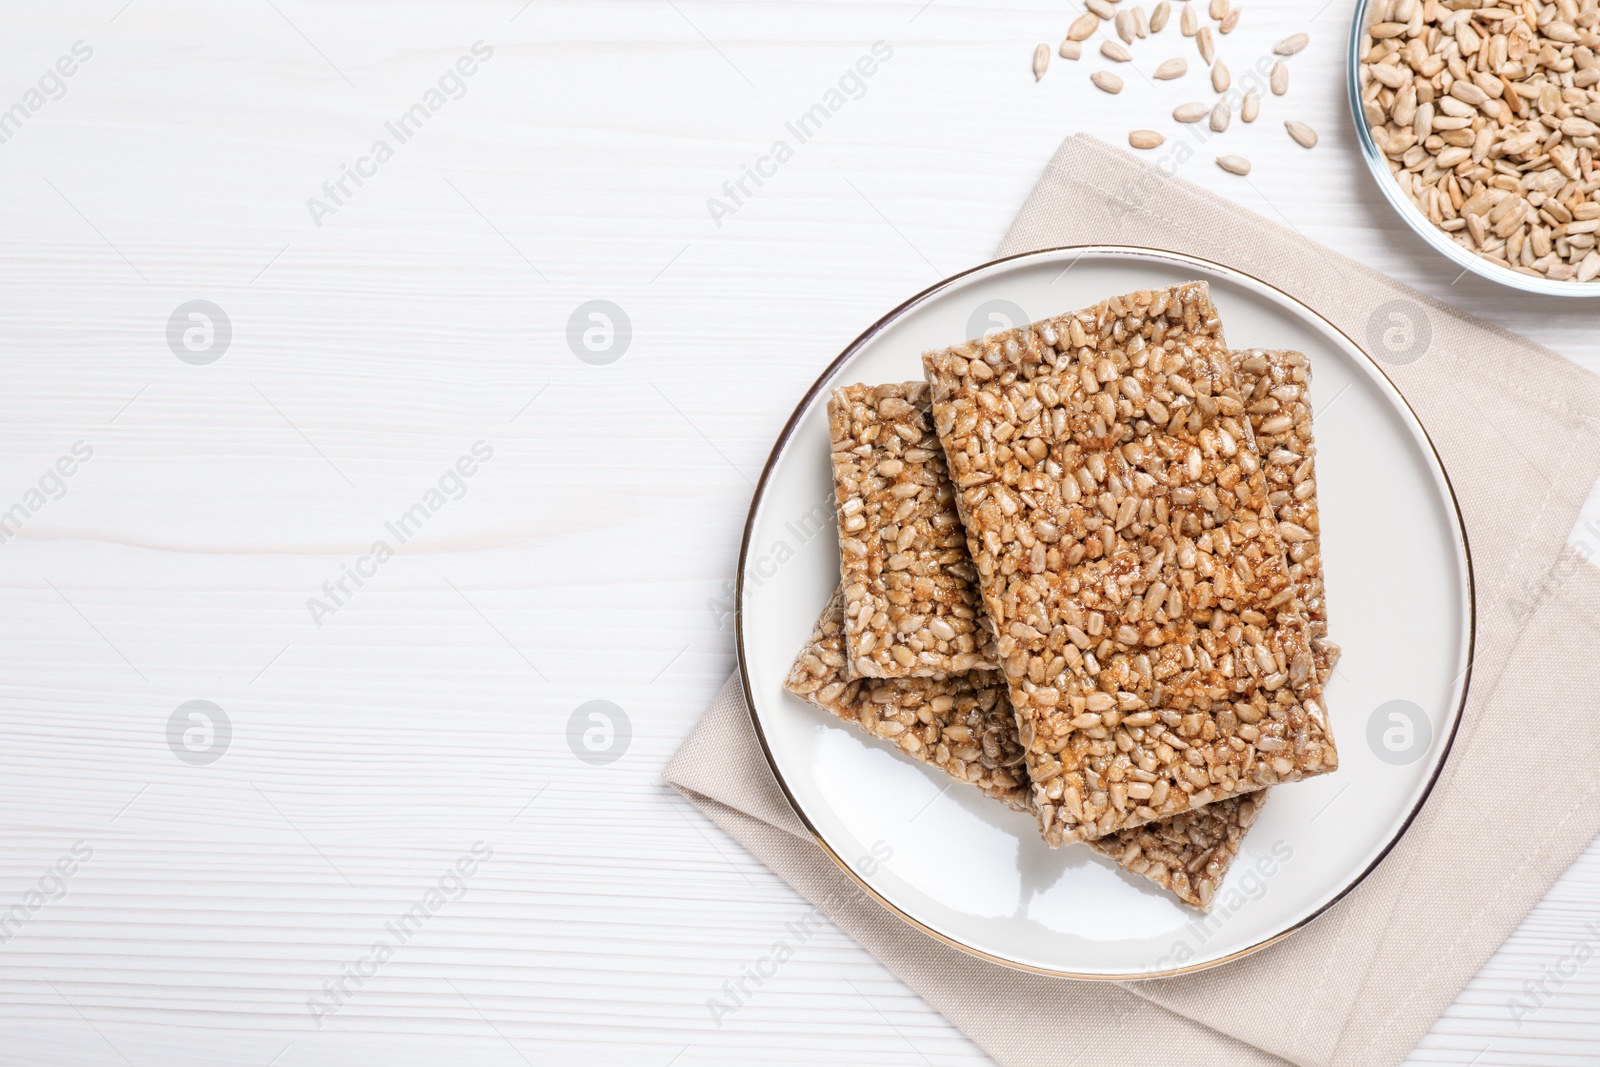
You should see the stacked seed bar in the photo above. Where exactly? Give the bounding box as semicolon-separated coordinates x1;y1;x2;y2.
785;586;1030;810
828;383;998;678
785;586;1266;908
1233;349;1340;687
789;357;1296;907
923;284;1338;846
781;287;1339;908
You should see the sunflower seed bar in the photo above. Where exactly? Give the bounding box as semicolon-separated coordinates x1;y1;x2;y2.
1084;354;1343;892
784;586;1027;808
785;587;1263;908
829;383;999;678
923;284;1338;846
1093;790;1264;909
1097;349;1341;908
1233;349;1340;686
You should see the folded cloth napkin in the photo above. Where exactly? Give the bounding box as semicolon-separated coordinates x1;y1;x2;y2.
666;134;1600;1066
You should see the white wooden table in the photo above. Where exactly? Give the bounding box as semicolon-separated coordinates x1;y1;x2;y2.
0;2;1596;1064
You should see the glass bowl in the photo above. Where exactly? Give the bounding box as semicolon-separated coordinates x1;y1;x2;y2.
1347;0;1600;297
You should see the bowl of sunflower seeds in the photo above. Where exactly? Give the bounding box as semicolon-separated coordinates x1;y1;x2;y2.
1350;0;1600;295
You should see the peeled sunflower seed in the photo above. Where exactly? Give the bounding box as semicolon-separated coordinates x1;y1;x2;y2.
1208;0;1227;19
1101;39;1132;61
1173;101;1209;122
1270;60;1288;95
1241;88;1260;122
1091;70;1124;93
1154;57;1188;79
1068;12;1101;41
1274;32;1309;55
1150;1;1171;32
1059;39;1082;59
1086;0;1116;18
1181;3;1199;35
1211;60;1230;92
1210;99;1231;131
1285;119;1318;148
1133;5;1150;36
1197;25;1215;63
1219;7;1240;32
1217;154;1251;175
1129;129;1165;149
1033;43;1050;80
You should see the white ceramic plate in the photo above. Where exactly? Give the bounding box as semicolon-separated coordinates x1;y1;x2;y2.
737;247;1474;979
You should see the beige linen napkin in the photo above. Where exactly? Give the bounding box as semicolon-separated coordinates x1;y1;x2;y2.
666;134;1600;1066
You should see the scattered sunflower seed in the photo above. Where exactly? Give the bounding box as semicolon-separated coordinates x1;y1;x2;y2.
1068;12;1101;41
1270;60;1288;95
1197;25;1215;63
1210;99;1231;131
1219;7;1241;33
1116;9;1137;42
1086;0;1116;19
1059;38;1083;60
1129;129;1166;149
1285;119;1318;148
1275;32;1309;55
1241;88;1260;122
1217;154;1251;175
1211;60;1230;92
1154;57;1188;79
1181;3;1199;35
1133;4;1150;36
1033;43;1050;80
1208;0;1228;19
1150;1;1171;32
1173;101;1209;122
1091;70;1125;93
1102;39;1133;61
